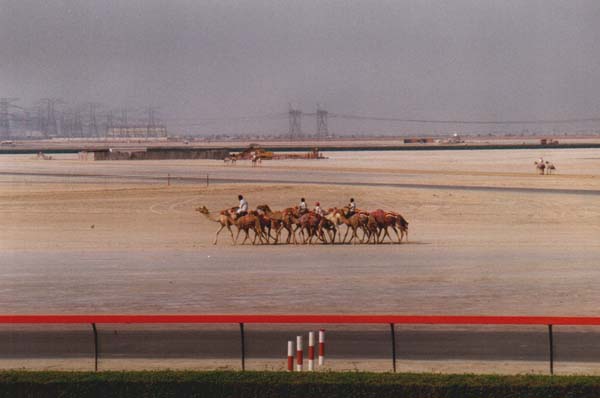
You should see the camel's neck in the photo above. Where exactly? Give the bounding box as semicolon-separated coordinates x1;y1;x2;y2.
202;211;221;223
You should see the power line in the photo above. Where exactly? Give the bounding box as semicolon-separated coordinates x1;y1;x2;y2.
162;113;287;123
331;113;600;125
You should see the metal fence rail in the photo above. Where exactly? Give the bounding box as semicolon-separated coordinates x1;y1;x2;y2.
3;314;600;374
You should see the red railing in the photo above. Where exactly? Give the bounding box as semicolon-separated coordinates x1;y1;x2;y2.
3;314;600;374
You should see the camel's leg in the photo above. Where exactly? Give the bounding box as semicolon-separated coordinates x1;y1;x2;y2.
227;225;235;243
380;227;391;243
242;229;249;245
392;226;402;243
358;226;367;244
266;226;273;243
234;228;242;245
214;224;225;245
284;226;292;244
342;227;351;244
300;228;307;244
376;228;385;244
317;226;326;243
256;227;266;245
295;225;303;244
351;227;360;244
272;225;282;244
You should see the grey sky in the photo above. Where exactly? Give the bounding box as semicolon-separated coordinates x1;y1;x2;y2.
2;0;600;136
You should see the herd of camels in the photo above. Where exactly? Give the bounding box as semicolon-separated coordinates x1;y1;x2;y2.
196;204;409;245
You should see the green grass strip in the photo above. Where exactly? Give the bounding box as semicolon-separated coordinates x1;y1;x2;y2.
3;370;600;397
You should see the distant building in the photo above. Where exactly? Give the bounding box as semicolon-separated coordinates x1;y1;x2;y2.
403;137;434;144
85;146;229;161
107;126;168;139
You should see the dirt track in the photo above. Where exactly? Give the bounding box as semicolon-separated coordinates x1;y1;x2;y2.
1;149;600;314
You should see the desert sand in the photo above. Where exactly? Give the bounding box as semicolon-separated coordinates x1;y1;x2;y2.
1;149;599;372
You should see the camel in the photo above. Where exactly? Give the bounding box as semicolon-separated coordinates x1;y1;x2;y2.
224;156;237;165
389;211;409;242
281;206;303;244
196;206;236;245
317;215;337;244
368;209;393;243
233;212;265;245
374;211;409;244
331;209;369;244
257;204;293;244
545;161;556;174
196;206;264;245
534;160;546;175
249;209;280;244
297;212;323;244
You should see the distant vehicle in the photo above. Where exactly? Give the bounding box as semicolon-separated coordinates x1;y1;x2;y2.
0;140;15;146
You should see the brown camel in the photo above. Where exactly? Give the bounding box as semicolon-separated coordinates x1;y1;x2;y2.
388;211;409;242
197;206;264;245
196;206;236;245
233;212;265;245
281;206;303;244
332;209;369;244
248;210;277;243
534;160;546;175
371;210;409;244
257;204;293;244
317;214;337;244
297;212;323;244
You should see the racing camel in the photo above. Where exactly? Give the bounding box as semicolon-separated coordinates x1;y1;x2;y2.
331;209;369;244
197;206;264;245
369;210;409;243
196;206;236;245
256;204;296;244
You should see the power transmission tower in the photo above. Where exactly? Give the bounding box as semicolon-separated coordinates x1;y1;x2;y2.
316;104;329;139
38;98;63;138
146;106;160;138
104;110;116;137
0;98;19;140
86;103;101;138
288;104;302;139
120;108;131;128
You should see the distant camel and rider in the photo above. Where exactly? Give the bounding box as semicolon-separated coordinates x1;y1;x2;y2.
534;157;556;175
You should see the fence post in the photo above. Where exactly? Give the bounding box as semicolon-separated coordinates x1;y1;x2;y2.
167;173;170;186
390;323;396;373
206;174;209;187
91;323;98;372
240;323;246;371
548;324;554;375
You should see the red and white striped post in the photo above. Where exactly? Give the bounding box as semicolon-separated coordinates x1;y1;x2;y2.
308;331;315;371
318;329;325;366
287;341;294;372
296;335;303;371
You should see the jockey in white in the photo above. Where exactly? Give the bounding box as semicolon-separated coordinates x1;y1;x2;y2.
314;202;323;216
237;195;248;217
299;198;307;214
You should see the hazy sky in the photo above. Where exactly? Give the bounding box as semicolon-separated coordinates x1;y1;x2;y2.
2;0;600;135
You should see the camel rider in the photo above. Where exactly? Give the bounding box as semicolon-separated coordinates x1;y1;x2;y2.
346;198;356;218
299;198;308;214
314;202;323;216
236;195;248;218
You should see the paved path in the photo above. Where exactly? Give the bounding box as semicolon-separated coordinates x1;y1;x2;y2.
2;328;600;363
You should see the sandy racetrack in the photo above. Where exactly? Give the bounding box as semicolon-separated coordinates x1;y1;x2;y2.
1;149;599;316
